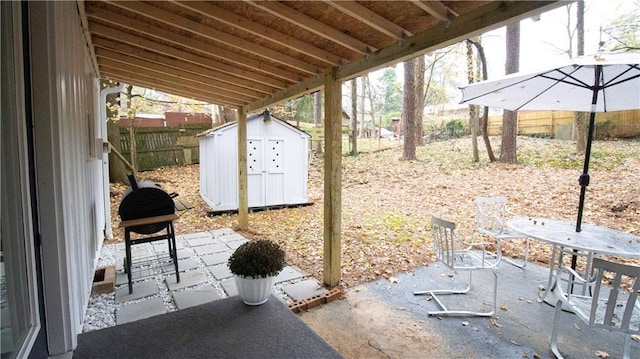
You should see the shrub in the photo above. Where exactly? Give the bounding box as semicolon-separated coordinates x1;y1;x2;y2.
228;240;286;279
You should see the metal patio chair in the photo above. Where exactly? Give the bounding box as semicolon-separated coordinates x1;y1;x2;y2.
414;215;499;317
550;258;640;359
476;196;530;268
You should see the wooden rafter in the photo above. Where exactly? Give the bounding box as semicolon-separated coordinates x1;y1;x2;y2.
173;1;345;66
93;41;276;96
107;1;320;76
85;4;297;85
244;0;375;55
96;51;262;101
324;0;411;39
410;1;458;23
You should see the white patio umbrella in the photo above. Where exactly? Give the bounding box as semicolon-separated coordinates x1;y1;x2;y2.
459;52;640;232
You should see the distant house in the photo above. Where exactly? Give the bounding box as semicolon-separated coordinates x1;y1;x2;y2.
118;112;212;128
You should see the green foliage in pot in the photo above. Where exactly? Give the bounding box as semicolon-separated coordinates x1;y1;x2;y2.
228;240;286;279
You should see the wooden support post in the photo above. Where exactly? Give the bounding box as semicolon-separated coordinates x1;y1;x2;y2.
237;108;248;230
323;67;342;287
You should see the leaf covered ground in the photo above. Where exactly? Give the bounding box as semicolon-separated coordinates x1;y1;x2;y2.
109;136;640;288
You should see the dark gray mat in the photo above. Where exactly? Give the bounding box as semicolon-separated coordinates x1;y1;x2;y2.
74;295;342;359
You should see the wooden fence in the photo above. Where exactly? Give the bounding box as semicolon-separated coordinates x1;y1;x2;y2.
487;109;640;139
119;124;211;171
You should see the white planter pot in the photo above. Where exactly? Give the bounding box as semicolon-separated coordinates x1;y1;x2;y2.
234;275;276;305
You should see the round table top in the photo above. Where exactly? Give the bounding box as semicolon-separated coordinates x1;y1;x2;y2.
507;217;640;258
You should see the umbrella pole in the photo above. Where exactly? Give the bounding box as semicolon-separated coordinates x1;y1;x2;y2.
575;64;602;233
572;65;602;281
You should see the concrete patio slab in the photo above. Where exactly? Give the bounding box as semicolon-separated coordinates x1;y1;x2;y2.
115;279;159;303
184;236;216;247
220;278;238;297
165;270;208;291
160;258;199;273
275;266;305;283
208;264;233;280
216;232;246;242
194;242;230;255
173;285;224;310
115;297;166;325
201;252;231;267
282;279;329;301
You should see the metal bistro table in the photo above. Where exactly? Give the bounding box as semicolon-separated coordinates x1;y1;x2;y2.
507;217;640;305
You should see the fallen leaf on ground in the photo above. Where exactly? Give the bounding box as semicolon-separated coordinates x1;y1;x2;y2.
595;350;609;358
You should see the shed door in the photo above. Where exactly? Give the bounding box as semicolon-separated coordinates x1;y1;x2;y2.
247;138;264;208
246;138;285;208
265;139;285;206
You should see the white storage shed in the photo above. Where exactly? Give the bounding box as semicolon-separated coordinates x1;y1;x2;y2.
199;111;310;212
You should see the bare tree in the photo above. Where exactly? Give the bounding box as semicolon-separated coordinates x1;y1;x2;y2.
314;91;324;155
466;41;479;162
218;106;237;124
415;55;425;147
402;57;417;160
500;22;520;164
573;0;588;155
350;78;358;155
468;39;496;162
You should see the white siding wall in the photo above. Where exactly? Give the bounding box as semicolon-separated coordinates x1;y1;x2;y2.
29;1;102;356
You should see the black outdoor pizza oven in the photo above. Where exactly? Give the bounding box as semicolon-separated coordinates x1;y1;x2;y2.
118;174;177;234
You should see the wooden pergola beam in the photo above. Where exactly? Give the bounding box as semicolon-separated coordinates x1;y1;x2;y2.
237;109;249;230
324;0;411;39
322;67;342;287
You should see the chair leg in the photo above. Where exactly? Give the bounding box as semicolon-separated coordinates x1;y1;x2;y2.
623;333;631;359
168;222;180;283
415;270;497;317
499;238;529;269
125;229;134;294
550;300;565;359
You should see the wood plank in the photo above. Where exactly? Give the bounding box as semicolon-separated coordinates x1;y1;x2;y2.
97;53;261;101
100;65;245;107
98;56;258;103
176;1;344;66
246;1;374;55
119;213;179;228
323;67;342;287
86;6;294;87
324;1;411;39
237;109;248;230
108;0;320;76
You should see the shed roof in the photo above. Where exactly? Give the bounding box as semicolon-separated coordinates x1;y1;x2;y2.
198;110;309;137
82;1;563;112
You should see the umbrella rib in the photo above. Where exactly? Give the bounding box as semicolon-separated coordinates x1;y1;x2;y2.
601;65;640;88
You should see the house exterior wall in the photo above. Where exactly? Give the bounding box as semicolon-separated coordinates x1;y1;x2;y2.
28;1;103;356
199;114;309;212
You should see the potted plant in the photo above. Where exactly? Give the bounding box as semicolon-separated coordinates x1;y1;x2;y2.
227;239;286;305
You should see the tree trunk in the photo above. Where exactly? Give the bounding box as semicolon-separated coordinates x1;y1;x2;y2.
359;76;366;137
415;55;425;147
402;58;417;161
107;120;128;184
574;0;588;155
124;85;138;173
350;79;358;155
466;41;479;162
314;91;324;155
470;40;495;162
218;106;237;124
500;22;520;164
